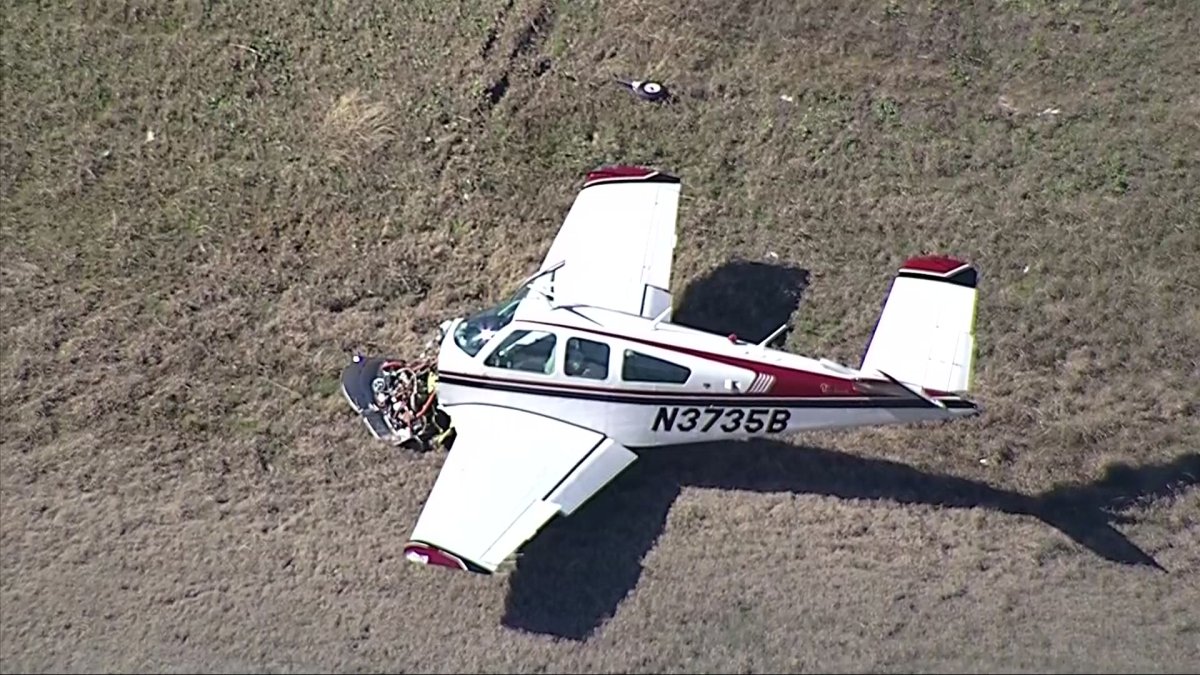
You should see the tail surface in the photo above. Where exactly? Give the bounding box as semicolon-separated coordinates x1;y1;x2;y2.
860;256;978;395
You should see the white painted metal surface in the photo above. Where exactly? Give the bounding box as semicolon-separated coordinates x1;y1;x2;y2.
531;178;679;320
861;274;978;393
408;404;607;571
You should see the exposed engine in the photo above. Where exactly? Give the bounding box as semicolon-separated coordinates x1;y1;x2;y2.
340;354;454;452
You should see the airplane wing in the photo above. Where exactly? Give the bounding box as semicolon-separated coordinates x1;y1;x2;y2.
402;403;638;574
532;166;681;320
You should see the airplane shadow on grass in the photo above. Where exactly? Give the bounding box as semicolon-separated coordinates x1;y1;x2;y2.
499;259;1200;641
503;442;1200;641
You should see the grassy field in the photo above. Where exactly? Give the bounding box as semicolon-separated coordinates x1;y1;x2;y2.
3;0;1199;671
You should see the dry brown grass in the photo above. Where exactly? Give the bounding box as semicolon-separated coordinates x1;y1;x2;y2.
2;0;1199;672
321;90;397;166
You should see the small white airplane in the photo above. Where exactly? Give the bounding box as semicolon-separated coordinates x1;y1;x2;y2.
342;165;981;575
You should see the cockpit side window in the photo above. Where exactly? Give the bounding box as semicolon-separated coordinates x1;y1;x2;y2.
621;349;691;384
484;330;557;375
565;338;610;380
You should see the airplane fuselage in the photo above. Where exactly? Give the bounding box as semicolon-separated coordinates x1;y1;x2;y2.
433;298;977;449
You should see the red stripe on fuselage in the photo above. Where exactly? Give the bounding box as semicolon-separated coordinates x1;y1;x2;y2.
522;320;876;398
439;370;873;400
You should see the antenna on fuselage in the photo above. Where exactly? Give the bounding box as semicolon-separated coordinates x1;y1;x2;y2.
756;321;790;349
650;304;672;330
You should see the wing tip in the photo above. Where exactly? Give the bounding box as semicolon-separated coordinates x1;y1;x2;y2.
898;255;978;289
583;165;680;188
403;541;493;575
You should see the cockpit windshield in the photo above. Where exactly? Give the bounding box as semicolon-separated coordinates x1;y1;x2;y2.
452;287;530;357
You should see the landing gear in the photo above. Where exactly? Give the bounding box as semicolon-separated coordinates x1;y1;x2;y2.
339;355;455;452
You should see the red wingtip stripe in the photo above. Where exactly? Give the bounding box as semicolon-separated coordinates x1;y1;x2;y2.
898;255;978;288
403;542;468;571
586;165;655;181
901;255;970;275
583;165;680;188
